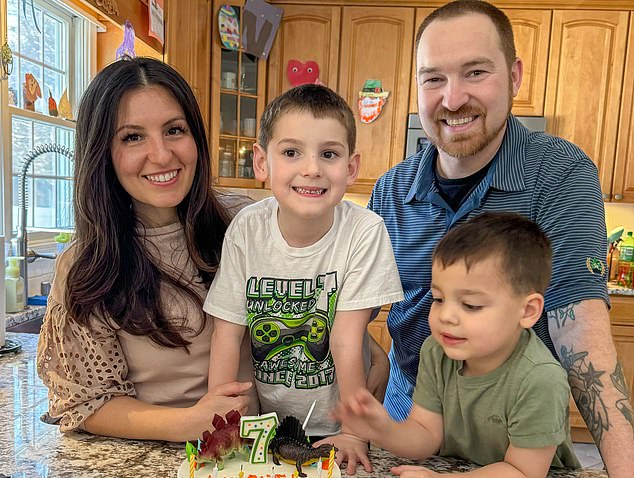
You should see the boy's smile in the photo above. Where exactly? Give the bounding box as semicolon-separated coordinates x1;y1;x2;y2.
429;256;535;377
253;111;359;246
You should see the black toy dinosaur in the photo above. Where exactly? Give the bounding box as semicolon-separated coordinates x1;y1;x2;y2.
269;415;336;477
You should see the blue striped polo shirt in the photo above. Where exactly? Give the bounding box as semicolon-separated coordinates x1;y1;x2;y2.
369;114;609;420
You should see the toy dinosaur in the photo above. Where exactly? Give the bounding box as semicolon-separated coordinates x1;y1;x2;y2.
269;415;336;478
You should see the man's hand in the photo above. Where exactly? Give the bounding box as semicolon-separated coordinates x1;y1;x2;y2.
314;433;372;475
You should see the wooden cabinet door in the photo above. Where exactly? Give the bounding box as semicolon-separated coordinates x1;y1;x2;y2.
544;10;628;200
164;0;212;131
409;8;434;115
611;15;634;203
338;7;414;194
367;306;392;354
505;9;551;117
266;5;341;101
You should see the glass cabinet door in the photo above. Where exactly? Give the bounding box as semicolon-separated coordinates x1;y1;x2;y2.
212;1;265;187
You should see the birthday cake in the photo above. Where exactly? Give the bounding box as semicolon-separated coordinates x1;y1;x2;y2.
179;411;342;478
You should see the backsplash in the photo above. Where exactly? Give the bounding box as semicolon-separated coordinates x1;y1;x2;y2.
605;202;634;234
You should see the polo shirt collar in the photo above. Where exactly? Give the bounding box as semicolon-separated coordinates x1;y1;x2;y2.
405;114;528;204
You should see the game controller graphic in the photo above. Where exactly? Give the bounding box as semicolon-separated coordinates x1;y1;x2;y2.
250;311;330;362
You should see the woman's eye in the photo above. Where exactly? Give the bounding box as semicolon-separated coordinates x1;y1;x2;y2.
122;133;142;143
167;126;187;136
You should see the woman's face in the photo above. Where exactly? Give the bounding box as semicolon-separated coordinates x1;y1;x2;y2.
111;85;198;227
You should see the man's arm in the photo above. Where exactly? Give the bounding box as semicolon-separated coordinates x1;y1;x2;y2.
548;298;634;476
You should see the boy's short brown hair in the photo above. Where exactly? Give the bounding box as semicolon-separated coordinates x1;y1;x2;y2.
433;212;552;295
258;84;356;154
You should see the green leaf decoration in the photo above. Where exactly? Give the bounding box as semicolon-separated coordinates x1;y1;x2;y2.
185;441;198;461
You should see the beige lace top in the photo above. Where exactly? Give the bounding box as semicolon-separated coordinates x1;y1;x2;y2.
36;221;217;432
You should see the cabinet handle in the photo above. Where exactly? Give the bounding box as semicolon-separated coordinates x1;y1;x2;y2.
603;192;611;200
614;194;623;200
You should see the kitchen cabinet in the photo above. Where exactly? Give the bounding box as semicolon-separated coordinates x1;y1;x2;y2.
409;8;551;117
164;0;212;131
267;4;414;194
210;0;267;188
367;306;392;354
544;10;629;201
570;294;634;442
611;15;634;203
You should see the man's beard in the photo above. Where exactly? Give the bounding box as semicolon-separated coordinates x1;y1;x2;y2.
425;91;513;159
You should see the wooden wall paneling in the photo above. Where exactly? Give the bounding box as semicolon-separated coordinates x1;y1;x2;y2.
544;10;628;198
164;0;212;132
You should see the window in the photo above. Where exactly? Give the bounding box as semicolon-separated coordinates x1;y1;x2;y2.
4;0;97;238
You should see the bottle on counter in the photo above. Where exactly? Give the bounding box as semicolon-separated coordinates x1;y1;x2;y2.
54;232;71;255
5;256;25;313
617;232;634;288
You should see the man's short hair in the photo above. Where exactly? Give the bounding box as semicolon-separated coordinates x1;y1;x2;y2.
433;212;552;295
415;0;516;68
258;84;356;154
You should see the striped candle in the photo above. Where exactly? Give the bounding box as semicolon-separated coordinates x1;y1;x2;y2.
189;456;195;478
327;446;335;478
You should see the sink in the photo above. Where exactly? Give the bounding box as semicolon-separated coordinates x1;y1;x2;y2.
6;316;44;333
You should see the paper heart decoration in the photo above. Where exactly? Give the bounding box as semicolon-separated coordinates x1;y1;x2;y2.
287;60;323;87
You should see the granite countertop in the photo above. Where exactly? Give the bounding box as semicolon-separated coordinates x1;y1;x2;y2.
0;333;607;478
5;305;47;329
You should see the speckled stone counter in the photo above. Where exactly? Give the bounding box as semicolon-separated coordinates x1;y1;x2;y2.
0;333;607;478
5;305;47;329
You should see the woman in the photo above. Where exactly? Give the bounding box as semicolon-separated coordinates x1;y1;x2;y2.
37;57;389;443
37;57;253;442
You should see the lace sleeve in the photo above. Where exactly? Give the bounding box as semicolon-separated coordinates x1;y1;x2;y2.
36;249;135;432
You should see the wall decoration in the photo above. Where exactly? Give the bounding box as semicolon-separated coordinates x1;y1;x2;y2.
148;0;164;46
218;5;240;50
1;40;13;80
242;0;282;59
286;59;323;87
58;89;72;120
358;79;390;124
23;73;41;111
48;89;58;117
115;20;136;60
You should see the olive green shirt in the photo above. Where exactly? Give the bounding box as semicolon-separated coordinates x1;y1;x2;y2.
413;329;580;468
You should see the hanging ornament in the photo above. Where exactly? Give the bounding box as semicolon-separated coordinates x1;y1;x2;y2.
48;89;58;117
116;20;137;60
358;79;390;124
1;40;13;80
286;60;324;87
23;73;41;111
218;5;240;50
58;88;72;120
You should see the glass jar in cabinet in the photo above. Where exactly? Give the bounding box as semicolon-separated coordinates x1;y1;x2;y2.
211;0;266;188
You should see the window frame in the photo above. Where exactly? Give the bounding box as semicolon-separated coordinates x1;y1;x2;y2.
1;0;99;244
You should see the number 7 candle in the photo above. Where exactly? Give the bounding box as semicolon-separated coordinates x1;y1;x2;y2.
240;412;279;464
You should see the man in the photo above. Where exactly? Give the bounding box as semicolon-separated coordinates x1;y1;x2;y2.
369;1;634;475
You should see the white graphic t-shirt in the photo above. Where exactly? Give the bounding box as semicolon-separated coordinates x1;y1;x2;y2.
204;198;403;436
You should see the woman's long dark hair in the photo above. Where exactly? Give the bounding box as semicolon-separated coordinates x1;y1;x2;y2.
68;57;230;347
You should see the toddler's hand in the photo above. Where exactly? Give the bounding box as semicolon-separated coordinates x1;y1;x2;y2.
314;433;372;475
391;464;440;477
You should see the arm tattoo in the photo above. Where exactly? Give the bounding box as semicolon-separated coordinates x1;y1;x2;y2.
610;363;634;439
560;345;609;446
547;303;577;329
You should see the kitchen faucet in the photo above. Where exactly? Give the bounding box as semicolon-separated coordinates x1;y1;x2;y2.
16;143;74;301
